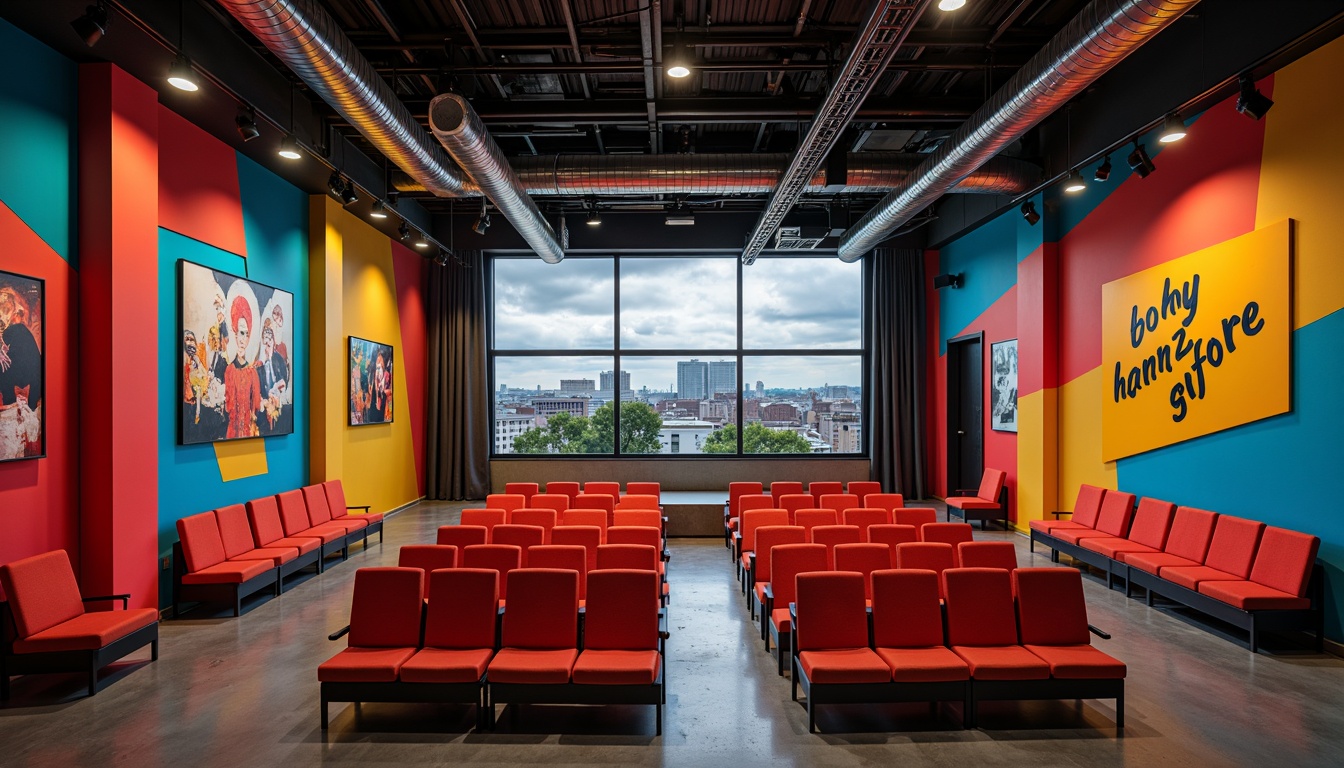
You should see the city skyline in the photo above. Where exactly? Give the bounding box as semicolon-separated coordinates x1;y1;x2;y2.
495;355;862;396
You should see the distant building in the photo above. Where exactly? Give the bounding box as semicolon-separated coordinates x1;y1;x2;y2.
532;397;589;421
676;360;707;400
494;414;535;454
658;418;716;454
560;378;595;394
755;380;764;399
762;402;799;423
708;360;737;395
600;370;631;391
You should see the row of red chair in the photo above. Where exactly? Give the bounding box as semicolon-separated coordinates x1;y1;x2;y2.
503;481;662;505
173;480;381;617
484;492;662;528
318;566;667;733
1030;484;1323;652
724;481;899;553
789;567;1125;733
733;507;937;588
457;508;664;544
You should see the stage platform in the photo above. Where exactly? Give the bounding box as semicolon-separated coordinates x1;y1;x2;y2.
661;491;726;538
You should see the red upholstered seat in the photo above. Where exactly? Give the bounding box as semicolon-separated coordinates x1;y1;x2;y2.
181;560;273;584
1197;526;1319;610
625;482;660;501
867;525;918;566
12;608;158;654
318;567;424;683
752;525;808;606
571;650;661;685
572;495;615;522
944;568;1048;680
799;647;891;684
872;569;969;682
247;496;321;553
544;482;581;505
833;543;890;601
920;522;974;552
305;483;365;535
485;494;526;513
215;504;298;566
573;569;662;685
612;509;662;530
958;541;1019;570
795;571;889;684
277;489;346;543
560;509;608;535
595;543;659;572
401;568;498;683
398;648;493;683
583;481;622;500
504;482;539;503
726;482;765;525
318;647;418;683
780;494;817;523
896;543;956;595
528;545;588;600
491;524;546;564
460;508;506;538
508;508;558;543
1029;483;1107;534
1160;515;1264;588
767;543;828;638
0;553;100;639
946;468;1006;512
864;493;905;515
893;508;938;529
769;481;804;507
841;507;890;540
1126;506;1218;573
437;524;489;550
1024;644;1127;678
529;493;570;515
874;647;970;682
1082;496;1174;559
818;494;861;514
487;649;580;684
1197;580;1311;610
551;525;602;572
487;569;580;683
1014;567;1126;680
461;544;522;601
1053;490;1136;545
323;480;384;525
737;509;789;566
396;545;459;599
178;511;274;584
847;481;882;501
794;509;838;541
810;525;861;569
808;481;844;505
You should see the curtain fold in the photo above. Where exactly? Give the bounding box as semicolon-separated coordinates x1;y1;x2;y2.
425;249;491;500
867;248;928;499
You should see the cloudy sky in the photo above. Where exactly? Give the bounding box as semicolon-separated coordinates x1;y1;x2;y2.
492;256;862;392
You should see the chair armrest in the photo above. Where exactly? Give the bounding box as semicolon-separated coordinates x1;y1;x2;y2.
328;625;351;641
82;594;131;610
1088;624;1111;640
953;488;978;496
347;505;371;512
1050;510;1073;518
789;603;797;624
662;548;671;562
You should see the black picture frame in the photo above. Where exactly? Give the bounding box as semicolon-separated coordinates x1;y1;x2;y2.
349;335;395;426
0;269;46;463
990;338;1018;433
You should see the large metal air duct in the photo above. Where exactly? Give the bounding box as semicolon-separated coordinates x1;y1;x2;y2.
837;0;1201;262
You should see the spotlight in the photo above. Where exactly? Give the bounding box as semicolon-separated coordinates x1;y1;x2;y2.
414;232;431;249
398;221;411;240
1158;112;1187;143
71;2;109;47
1094;155;1112;182
341;180;359;206
473;199;491;235
1127;140;1156;178
937;0;967;10
1021;200;1040;226
586;209;602;226
1063;169;1086;194
235;108;259;142
277;134;302;160
666;41;691;79
167;53;200;92
327;172;345;197
434;249;450;266
1236;76;1274;121
667;62;691;78
370;200;389;219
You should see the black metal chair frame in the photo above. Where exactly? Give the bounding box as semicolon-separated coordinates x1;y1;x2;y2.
946;486;1011;531
968;677;1125;730
172;541;281;618
320;678;488;731
487;669;665;735
1;596;159;700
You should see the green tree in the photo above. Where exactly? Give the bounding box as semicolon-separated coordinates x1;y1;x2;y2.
703;423;811;454
511;411;597;454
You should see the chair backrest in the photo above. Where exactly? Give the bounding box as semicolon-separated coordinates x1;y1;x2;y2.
613;509;662;529
177;511;227;573
738;494;775;519
461;544;522;600
769;481;804;506
277;489;313;537
795;571;868;652
1013;567;1092;646
810;525;862;569
485;493;526;513
560;509;608;540
833;543;890;600
942;567;1017;647
214;504;259;559
1127;497;1177;550
530;493;570;514
893;507;938;529
492;525;547;564
1249;527;1320;598
896;543;956;595
808;481;844;505
545;481;582;504
509;508;558;542
607;525;661;552
847;481;882;500
596;543;659;572
958;541;1019;570
423;568;498;650
871;569;947;649
585;569;660;651
866;524;918;566
1202;515;1266;579
437;525;488;550
1094;490;1137;538
841;508;890;540
1070;484;1108;529
322;479;350;519
1164;506;1220;562
397;545;459;599
976;468;1007;502
728;482;764;519
501;569;579;650
460;508;507;536
779;494;815;523
0;550;86;640
573;494;615;519
768;543;828;608
246;495;286;546
616;494;660;510
584;481;622;500
753;525;807;583
503;482;539;503
739;509;790;552
793;509;838;541
303;484;334;525
348;567;424;648
625;481;661;501
551;525;602;572
527;545;588;600
920;522;974;552
864;493;904;513
819;493;860;513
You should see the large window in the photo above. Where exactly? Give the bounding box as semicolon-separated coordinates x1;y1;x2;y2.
492;255;864;457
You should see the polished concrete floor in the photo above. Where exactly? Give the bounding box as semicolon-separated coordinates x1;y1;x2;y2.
3;500;1344;767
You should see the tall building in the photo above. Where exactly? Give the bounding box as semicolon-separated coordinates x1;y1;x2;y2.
708;360;737;396
755;380;764;399
676;359;707;400
560;378;595;393
600;370;631;391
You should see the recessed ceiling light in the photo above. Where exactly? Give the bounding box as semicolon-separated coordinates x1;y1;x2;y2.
938;0;967;10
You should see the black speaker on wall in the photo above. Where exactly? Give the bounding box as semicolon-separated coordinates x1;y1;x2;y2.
933;273;963;289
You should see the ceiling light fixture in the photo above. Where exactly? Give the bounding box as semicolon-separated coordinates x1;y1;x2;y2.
1235;75;1274;120
586;209;602;226
473;198;491;235
1094;155;1112;182
1063;168;1086;194
1127;139;1156;178
434;249;450;267
665;213;695;226
398;221;410;240
1158;111;1187;143
938;0;967;10
327;171;345;197
1021;200;1040;226
235;107;260;142
370;200;388;219
277;134;302;160
71;2;109;47
167;53;200;92
414;232;431;248
341;180;359;207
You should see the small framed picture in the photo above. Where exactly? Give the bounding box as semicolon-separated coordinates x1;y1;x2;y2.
349;336;395;426
990;339;1018;433
0;269;45;462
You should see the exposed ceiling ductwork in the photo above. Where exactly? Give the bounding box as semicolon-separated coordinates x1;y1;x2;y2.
837;0;1201;262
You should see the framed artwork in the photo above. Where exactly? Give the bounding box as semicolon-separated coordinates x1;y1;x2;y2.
0;270;45;462
179;260;294;445
990;338;1018;433
349;336;394;426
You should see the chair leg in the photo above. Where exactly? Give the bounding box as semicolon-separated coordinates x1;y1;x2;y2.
1116;689;1125;732
88;659;98;697
321;695;329;730
656;703;662;736
152;639;160;661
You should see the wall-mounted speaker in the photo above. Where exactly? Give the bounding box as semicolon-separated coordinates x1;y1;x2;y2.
933;273;963;289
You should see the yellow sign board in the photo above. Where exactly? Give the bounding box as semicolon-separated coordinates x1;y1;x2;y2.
1101;220;1291;460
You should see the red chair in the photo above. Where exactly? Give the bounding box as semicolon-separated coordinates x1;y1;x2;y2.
0;550;159;700
920;523;974;560
1081;497;1176;564
865;493;905;515
304;483;368;545
847;481;882;501
246;495;324;569
438;525;488;550
893;507;938;531
841;508;890;541
561;508;609;536
400;568;499;730
491;525;547;566
584;481;622;500
318;567;424;729
461;544;522;604
527;545;589;602
807;481;844;505
790;571;889;733
545;481;582;504
779;494;815;524
833;543;890;602
1124;506;1219;583
322;479;384;543
1151;515;1264;593
1029;484;1106;547
945;468;1009;530
551;525;602;573
811;525;862;569
573;494;615;527
616;494;660;511
596;543;658;572
529;493;570;515
1198;526;1323;652
215;503;315;587
509;508;558;543
958;541;1019;571
895;543;956;597
818;493;860;514
175;511;279;617
485;494;526;514
625;482;661;501
504;482;539;503
613;509;662;532
1013;568;1126;730
571;569;667;735
608;526;666;580
764;544;828;674
486;569;581;727
397;545;459;599
1050;491;1137;548
725;482;764;550
769;481;804;507
793;509;838;542
736;509;789;582
277;489;350;560
460;508;506;540
867;524;918;567
871;569;969;720
749;525;807;624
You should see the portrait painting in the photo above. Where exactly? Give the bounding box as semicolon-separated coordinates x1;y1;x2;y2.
349;336;394;426
0;270;44;462
180;260;294;445
990;338;1018;433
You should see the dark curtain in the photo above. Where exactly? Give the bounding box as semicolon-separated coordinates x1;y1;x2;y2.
867;248;929;499
425;249;491;500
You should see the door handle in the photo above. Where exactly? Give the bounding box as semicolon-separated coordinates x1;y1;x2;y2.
957;430;965;435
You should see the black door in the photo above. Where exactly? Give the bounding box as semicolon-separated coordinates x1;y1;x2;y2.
946;333;983;494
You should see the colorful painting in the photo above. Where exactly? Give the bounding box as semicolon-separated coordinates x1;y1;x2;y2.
990;338;1018;433
179;260;294;445
0;270;44;462
349;336;394;426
